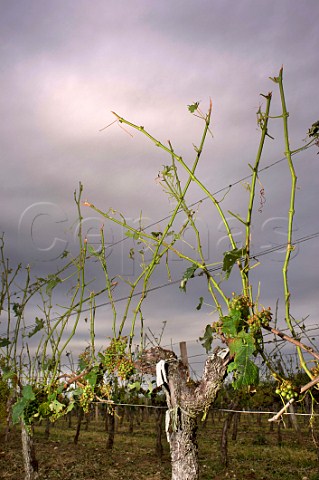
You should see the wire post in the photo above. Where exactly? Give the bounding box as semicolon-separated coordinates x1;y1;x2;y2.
180;341;190;379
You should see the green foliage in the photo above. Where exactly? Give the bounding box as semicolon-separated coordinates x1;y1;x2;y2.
128;381;141;392
308;120;319;138
12;302;23;317
0;337;11;347
27;317;44;338
12;384;76;425
12;385;36;424
125;230;140;240
187;101;200;113
196;296;204;311
208;295;270;389
221;310;243;337
45;274;62;295
199;324;214;353
179;263;198;292
222;247;247;279
228;332;259;389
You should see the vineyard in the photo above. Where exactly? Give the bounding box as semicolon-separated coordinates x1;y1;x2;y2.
1;403;319;480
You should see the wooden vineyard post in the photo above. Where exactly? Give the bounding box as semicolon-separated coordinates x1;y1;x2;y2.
179;341;190;379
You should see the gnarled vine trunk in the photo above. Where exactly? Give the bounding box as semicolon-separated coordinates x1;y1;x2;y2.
21;423;38;480
137;345;229;480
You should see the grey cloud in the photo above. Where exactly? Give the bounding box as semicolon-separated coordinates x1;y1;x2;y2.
1;0;318;357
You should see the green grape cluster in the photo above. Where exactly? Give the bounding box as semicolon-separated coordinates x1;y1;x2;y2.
275;380;299;400
247;307;272;334
79;384;95;413
229;294;252;319
311;363;319;377
101;336;135;380
103;336;127;372
117;359;135;380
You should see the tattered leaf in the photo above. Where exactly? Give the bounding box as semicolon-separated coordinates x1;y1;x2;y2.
12;303;22;317
180;264;198;292
222;247;246;279
188;101;200;113
125;230;140;240
196;296;204;311
128;381;141;392
49;399;65;414
308;120;319;138
0;337;11;347
199;324;214;353
28;317;44;338
46;274;61;295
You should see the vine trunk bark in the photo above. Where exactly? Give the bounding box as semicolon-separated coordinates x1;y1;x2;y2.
21;423;38;480
137;345;229;480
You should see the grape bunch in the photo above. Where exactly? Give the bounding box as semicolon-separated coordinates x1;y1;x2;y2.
247;307;272;335
275;380;299;400
117;358;135;380
229;294;252;319
102;336;135;380
79;384;95;413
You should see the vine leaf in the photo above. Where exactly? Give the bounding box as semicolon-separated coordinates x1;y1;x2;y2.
0;337;11;347
85;370;98;388
125;230;140;240
307;120;319;138
180;264;198;292
199;324;214;353
27;317;44;338
12;385;36;424
188;101;200;113
228;332;259;389
196;296;204;311
46;274;61;295
222;247;246;279
221;310;242;337
23;385;35;401
128;381;141;392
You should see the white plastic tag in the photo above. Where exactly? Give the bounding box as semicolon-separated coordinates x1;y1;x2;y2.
216;347;229;359
156;360;168;387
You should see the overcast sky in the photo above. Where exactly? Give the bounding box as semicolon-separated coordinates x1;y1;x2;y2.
1;0;318;370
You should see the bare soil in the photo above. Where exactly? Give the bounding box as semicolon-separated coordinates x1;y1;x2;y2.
0;410;318;480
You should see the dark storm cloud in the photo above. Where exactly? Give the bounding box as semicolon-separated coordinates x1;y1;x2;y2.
0;0;318;355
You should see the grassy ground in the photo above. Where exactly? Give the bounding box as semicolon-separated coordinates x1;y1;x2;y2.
1;410;318;480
